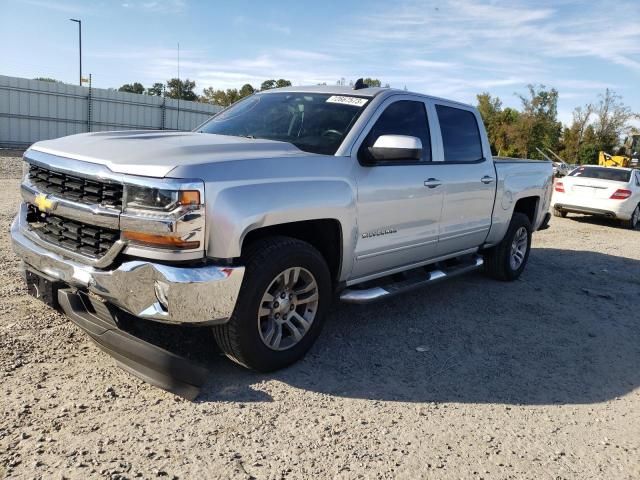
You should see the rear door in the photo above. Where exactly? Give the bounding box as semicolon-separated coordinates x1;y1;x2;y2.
429;102;497;255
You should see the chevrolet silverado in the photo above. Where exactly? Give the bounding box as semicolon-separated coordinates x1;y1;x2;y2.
11;83;553;397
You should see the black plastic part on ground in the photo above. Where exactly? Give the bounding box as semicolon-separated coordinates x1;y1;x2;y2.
57;288;209;400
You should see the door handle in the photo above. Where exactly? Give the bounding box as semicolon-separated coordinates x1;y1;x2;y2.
424;178;441;188
481;176;495;184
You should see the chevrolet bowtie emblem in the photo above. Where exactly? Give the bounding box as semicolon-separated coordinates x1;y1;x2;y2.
34;194;57;213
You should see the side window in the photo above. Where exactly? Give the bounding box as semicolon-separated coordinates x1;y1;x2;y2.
359;100;431;163
436;105;483;162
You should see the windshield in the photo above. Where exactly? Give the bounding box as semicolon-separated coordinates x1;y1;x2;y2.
569;166;631;182
197;92;369;155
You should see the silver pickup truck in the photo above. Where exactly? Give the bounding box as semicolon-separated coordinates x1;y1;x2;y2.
11;84;552;395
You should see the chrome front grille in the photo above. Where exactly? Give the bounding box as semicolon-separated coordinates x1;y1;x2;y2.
28;207;120;258
28;163;123;209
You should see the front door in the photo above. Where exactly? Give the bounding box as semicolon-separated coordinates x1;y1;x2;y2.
351;98;445;281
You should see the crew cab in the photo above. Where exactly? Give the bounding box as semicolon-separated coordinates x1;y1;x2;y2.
11;84;553;396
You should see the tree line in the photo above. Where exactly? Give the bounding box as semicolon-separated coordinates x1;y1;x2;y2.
117;77;388;106
477;86;638;164
117;78;293;106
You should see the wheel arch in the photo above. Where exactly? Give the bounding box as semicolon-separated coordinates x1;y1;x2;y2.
241;219;344;284
513;196;539;225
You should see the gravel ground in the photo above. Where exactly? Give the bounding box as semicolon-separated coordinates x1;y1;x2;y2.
1;150;639;479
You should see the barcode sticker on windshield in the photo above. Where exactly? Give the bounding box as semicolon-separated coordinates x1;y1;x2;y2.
326;96;368;107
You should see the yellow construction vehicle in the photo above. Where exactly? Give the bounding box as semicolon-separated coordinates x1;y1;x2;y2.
598;134;640;168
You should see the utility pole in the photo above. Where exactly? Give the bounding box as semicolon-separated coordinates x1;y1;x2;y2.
69;19;82;86
177;42;180;130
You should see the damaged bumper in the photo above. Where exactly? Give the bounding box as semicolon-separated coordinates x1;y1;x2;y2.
11;209;244;325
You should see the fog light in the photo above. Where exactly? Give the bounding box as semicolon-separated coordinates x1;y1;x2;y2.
154;281;170;311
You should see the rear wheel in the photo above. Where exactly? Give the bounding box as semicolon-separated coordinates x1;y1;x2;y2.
552;207;567;218
483;212;532;281
213;236;331;372
621;204;640;229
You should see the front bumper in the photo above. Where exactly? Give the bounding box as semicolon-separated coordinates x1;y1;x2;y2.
11;209;245;325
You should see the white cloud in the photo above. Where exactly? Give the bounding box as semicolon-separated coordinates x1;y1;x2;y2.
119;0;186;14
18;0;83;13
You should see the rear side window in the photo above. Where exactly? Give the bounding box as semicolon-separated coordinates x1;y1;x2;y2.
361;100;431;162
569;167;631;182
436;105;483;162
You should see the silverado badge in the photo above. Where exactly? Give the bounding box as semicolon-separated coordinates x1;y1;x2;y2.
34;194;57;213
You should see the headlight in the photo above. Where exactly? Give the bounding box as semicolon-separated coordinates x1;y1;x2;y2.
124;185;200;212
121;181;205;252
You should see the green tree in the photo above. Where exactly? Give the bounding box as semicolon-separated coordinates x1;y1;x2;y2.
275;79;292;88
201;85;254;107
260;79;277;90
147;82;164;96
515;84;562;159
476;93;521;157
592;89;634;154
239;83;255;97
118;82;145;94
165;78;197;101
559;105;594;163
260;79;291;90
577;125;600;164
362;78;382;87
559;90;635;164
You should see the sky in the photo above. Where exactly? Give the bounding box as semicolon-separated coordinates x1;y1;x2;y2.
1;0;639;126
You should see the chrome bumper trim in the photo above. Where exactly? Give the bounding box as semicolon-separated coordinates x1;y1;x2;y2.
11;215;244;325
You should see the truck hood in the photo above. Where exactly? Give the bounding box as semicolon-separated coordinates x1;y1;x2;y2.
30;131;311;177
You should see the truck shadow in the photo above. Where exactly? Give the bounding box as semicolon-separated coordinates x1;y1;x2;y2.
143;248;640;405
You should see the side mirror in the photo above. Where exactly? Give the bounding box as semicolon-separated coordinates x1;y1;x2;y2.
368;135;422;162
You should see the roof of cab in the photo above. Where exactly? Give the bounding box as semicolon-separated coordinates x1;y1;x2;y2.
256;84;389;97
257;84;476;109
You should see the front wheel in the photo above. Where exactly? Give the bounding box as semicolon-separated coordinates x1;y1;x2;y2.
213;236;331;372
483;212;532;281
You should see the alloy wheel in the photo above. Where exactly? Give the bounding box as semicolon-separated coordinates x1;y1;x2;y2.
509;226;528;270
257;267;319;351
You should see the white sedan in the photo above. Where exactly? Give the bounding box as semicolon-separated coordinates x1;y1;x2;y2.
551;166;640;229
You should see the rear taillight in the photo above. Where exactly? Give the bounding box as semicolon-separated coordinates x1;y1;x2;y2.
610;189;632;200
554;181;565;193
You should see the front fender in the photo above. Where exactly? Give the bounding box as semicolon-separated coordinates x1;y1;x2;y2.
206;179;357;278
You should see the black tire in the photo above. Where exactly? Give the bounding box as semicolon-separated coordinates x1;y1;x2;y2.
213;236;332;372
552;207;567;218
483;212;532;281
621;204;640;230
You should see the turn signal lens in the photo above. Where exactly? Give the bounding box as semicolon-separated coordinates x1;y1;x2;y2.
179;190;200;206
554;181;565;193
610;189;632;200
122;231;200;250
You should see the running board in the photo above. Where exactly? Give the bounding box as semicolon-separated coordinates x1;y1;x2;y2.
340;255;484;304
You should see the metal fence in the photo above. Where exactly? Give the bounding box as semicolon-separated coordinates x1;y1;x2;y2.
0;75;222;148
